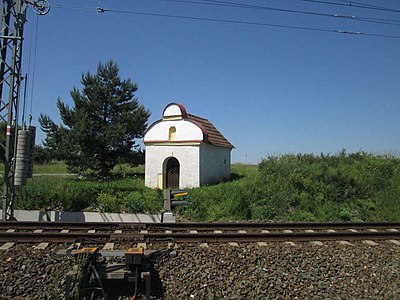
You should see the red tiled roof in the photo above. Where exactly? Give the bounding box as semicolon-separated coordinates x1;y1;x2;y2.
187;114;234;149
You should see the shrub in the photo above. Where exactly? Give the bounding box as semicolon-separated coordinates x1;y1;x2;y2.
179;153;400;222
17;155;400;222
123;192;145;213
96;192;118;213
339;207;352;221
253;152;400;222
16;170;163;214
287;211;317;222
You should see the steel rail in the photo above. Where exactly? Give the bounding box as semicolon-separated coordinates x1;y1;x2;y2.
1;221;399;231
143;231;400;243
0;229;399;243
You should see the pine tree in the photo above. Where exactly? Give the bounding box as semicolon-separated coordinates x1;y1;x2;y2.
39;60;150;178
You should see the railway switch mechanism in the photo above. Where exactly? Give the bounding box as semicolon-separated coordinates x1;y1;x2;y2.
64;243;176;300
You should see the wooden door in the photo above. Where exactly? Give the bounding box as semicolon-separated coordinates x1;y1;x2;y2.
166;157;180;189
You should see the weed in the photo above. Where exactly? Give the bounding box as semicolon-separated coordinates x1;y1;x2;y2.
178;152;400;222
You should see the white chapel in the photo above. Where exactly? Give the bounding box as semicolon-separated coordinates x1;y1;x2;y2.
144;103;234;189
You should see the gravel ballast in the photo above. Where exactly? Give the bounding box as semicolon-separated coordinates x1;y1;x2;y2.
0;242;399;299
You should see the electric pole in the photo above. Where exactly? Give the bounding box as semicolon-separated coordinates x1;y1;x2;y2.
0;0;49;221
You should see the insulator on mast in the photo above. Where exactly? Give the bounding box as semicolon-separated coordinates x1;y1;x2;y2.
14;126;35;186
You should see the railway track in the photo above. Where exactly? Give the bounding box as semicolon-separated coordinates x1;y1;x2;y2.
0;221;399;243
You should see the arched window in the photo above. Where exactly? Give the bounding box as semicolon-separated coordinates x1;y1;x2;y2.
169;126;176;141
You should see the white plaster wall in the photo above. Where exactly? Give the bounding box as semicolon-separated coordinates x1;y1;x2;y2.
144;120;203;142
145;145;200;189
163;105;183;117
200;144;232;185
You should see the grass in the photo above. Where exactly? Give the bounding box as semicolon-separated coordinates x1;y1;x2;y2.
178;152;400;222
30;161;145;175
0;161;69;174
13;152;400;222
31;161;69;174
177;164;259;221
16;164;162;214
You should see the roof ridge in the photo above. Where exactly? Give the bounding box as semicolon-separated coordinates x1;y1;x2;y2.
187;113;208;121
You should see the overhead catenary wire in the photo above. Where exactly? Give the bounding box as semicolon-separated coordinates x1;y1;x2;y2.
162;0;400;26
22;15;39;126
95;0;166;51
22;14;39;127
53;4;400;39
28;15;40;126
300;0;400;13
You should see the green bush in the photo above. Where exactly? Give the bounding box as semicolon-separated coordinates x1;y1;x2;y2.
339;207;352;221
122;192;145;213
17;176;96;211
97;192;118;213
252;151;400;222
288;211;317;222
179;153;400;222
16;169;163;214
17;154;400;222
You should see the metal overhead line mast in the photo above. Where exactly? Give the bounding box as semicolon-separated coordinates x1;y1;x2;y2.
0;0;49;221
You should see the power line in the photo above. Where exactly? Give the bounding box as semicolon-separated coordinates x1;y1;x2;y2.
95;0;166;51
156;0;400;27
300;0;400;13
53;4;400;39
29;15;40;123
197;0;400;15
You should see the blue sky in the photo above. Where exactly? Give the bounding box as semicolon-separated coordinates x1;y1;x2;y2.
22;0;400;163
